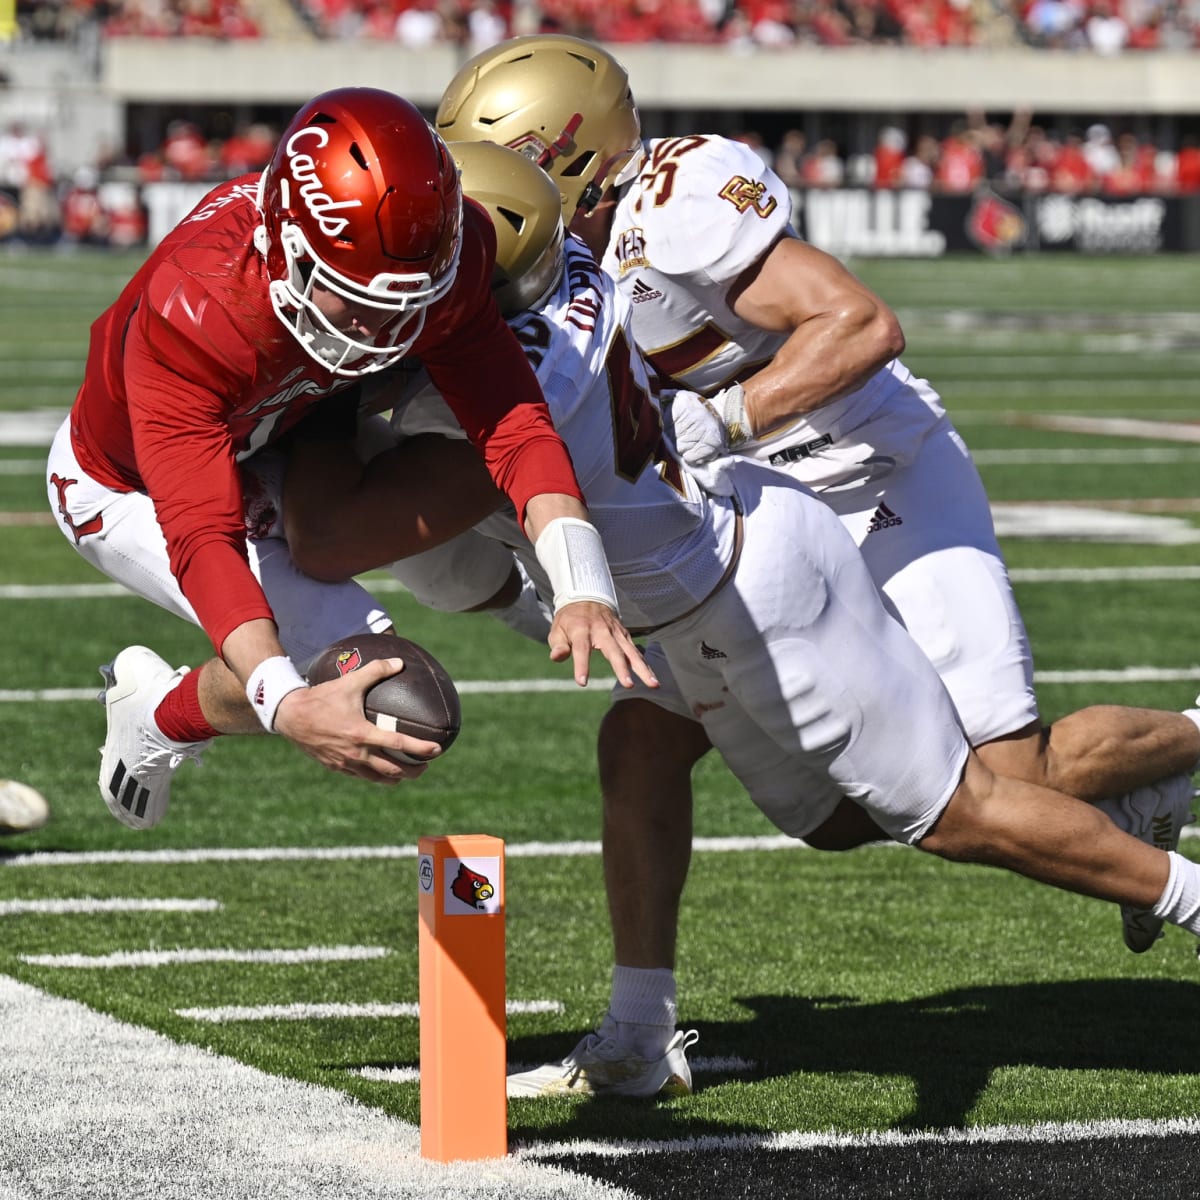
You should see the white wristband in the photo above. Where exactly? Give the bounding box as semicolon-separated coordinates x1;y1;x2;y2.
246;655;308;732
533;516;619;614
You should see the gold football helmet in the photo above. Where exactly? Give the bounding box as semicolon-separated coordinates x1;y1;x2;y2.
450;141;565;318
436;34;642;218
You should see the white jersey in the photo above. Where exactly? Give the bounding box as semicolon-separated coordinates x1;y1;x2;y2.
602;134;1038;750
392;237;737;633
602;136;943;488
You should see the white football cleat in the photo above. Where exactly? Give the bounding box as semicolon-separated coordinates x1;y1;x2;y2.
506;1021;699;1099
98;646;211;830
1095;773;1196;953
0;780;50;835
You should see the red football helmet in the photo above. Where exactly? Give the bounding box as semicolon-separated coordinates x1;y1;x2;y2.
256;87;463;376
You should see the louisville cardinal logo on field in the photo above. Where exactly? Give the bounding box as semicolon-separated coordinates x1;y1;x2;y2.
334;648;362;676
450;863;495;910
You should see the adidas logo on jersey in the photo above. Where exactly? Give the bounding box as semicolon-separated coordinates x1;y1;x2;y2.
699;641;727;660
630;278;663;304
866;503;903;533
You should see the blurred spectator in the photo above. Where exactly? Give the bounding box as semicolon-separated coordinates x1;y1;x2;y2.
395;0;445;44
468;0;507;47
873;125;908;187
1084;0;1130;51
772;128;808;187
218;121;276;175
60;167;111;244
162;119;214;180
933;120;984;191
1177;135;1200;193
1082;122;1120;177
901;132;941;187
1049;130;1096;192
733;129;774;168
1100;130;1158;193
800;137;845;186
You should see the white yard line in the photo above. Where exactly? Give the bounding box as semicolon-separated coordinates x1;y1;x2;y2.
0;897;219;915
5;828;1195;873
21;945;390;969
177;999;563;1023
4;658;1200;709
515;1115;1200;1160
2;835;800;869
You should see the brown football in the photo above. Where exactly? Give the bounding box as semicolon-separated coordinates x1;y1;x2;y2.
305;633;461;763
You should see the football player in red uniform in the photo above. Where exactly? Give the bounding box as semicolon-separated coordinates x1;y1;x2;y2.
46;87;653;831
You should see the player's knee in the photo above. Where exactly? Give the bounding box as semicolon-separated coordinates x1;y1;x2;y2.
916;755;1002;864
803;799;890;851
598;700;710;802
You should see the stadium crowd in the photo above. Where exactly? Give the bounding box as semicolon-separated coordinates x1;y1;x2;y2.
3;107;1197;248
11;0;1200;48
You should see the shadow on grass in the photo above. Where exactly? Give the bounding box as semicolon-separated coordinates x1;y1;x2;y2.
502;976;1200;1143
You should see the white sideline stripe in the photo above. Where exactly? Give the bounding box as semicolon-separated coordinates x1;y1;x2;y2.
9;447;1200;475
973;448;1200;465
357;1055;757;1086
357;1065;420;1084
0;897;220;916
10;559;1200;604
0;975;619;1200
516;1116;1200;1160
177;999;564;1023
1008;565;1200;582
1023;414;1200;443
6;660;1200;708
3;835;801;868
6;827;1199;871
21;945;389;969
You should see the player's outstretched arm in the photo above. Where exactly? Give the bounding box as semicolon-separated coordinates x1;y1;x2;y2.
729;235;905;436
223;621;437;781
275;660;441;782
526;494;658;691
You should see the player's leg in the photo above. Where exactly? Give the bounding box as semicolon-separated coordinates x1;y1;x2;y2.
918;751;1176;914
507;655;708;1100
388;520;552;644
832;419;1199;944
49;420;396;826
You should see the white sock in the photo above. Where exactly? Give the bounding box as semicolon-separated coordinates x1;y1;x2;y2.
1151;850;1200;933
607;966;677;1056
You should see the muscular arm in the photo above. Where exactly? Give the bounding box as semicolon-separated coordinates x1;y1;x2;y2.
285;433;505;581
729;235;905;437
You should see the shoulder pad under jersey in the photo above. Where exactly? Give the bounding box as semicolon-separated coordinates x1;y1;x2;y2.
625;135;791;284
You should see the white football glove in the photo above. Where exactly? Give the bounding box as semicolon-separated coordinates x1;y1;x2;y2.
664;384;752;498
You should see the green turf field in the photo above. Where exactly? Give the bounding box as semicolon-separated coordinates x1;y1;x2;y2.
2;249;1199;1165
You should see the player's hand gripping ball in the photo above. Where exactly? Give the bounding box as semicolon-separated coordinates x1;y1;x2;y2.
306;633;462;763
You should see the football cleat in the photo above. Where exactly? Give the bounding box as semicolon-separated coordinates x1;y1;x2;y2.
506;1023;699;1099
97;646;211;830
0;780;50;835
1095;773;1196;953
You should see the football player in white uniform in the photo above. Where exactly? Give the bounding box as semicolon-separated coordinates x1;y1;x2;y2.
281;142;1200;1101
430;34;1200;1091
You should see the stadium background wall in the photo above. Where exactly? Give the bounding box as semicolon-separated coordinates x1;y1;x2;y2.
3;39;1200;254
7;179;1192;257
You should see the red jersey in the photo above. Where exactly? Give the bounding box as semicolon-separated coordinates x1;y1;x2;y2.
70;175;583;654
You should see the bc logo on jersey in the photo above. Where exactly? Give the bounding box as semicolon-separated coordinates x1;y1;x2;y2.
718;176;778;219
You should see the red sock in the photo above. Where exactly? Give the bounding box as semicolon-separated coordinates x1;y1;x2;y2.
153;667;221;743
